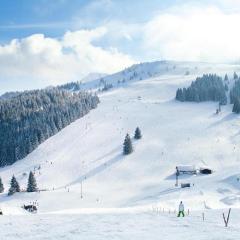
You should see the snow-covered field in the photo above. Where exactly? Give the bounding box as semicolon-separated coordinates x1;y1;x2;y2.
1;61;240;239
1;210;240;239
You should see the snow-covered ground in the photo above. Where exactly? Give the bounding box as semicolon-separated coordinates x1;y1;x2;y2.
1;61;240;238
1;209;240;239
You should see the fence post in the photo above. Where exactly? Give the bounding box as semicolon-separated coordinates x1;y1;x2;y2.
223;208;231;227
202;212;205;221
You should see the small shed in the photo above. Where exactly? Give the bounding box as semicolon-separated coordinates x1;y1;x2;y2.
200;167;212;175
176;165;197;175
181;183;191;188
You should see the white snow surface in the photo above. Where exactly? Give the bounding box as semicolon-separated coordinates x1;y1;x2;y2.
1;209;240;240
1;61;240;239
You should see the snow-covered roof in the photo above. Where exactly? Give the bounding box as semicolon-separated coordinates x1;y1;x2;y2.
176;165;196;171
199;166;213;170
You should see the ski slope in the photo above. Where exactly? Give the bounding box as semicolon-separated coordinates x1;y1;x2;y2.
1;61;240;238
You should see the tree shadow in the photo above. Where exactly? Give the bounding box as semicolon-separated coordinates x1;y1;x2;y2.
58;148;123;189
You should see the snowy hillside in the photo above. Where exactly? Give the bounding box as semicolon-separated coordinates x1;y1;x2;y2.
1;61;240;212
75;61;240;91
1;61;240;238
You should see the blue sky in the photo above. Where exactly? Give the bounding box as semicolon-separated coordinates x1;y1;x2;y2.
0;0;175;41
1;0;240;93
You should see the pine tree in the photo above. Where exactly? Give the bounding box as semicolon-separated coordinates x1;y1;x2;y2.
8;175;20;196
123;134;133;155
176;89;183;101
224;74;228;82
224;84;228;91
134;127;142;140
234;72;238;80
27;171;38;192
233;98;240;114
0;177;4;193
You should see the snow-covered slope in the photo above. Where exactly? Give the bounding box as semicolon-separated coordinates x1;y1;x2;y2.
80;72;107;83
1;61;240;215
77;61;240;91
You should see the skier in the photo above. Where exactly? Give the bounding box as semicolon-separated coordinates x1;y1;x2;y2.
178;201;185;217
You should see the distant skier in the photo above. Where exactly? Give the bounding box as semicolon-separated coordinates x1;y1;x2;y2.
178;201;185;217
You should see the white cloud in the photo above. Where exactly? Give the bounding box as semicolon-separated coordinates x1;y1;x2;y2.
3;2;240;94
0;27;134;93
142;6;240;62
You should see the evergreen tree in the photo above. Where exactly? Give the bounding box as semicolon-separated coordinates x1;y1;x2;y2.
230;79;240;104
175;74;227;104
27;171;38;192
176;88;186;102
224;84;229;91
8;175;20;196
123;134;133;155
233;98;240;114
0;88;99;167
0;177;4;193
134;127;142;140
234;72;238;80
224;74;228;82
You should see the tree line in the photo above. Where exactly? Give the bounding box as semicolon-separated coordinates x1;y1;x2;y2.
176;74;227;105
0;88;99;167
